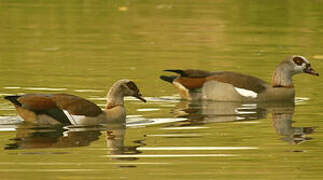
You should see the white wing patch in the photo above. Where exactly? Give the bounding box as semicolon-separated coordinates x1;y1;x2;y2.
63;110;104;126
63;110;77;125
234;87;258;98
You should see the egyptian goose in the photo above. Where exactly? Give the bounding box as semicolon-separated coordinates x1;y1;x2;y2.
4;79;146;126
160;55;319;102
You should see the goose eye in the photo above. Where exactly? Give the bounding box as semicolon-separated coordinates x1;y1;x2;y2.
293;56;305;66
126;81;138;91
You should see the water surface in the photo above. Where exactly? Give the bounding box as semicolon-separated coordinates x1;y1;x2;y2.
0;0;323;179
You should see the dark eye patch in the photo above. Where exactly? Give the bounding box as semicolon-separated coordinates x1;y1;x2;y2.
126;81;139;91
293;56;305;66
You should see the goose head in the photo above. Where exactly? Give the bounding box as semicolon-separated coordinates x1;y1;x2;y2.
118;79;147;102
272;55;319;87
106;79;146;109
289;55;319;76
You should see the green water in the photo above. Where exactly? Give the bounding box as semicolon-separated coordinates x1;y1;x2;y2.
1;0;323;179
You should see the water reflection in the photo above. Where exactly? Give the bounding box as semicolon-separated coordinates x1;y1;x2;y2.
172;100;314;144
105;122;143;161
5;125;102;150
173;101;267;124
271;104;315;145
4;120;144;159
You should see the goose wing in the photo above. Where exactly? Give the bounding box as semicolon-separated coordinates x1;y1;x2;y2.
5;94;102;124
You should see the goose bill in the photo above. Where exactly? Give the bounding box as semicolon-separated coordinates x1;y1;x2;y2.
134;95;147;102
304;67;319;76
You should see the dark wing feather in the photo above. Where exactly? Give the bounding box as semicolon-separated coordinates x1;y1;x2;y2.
39;108;71;125
160;75;178;83
162;70;269;93
164;69;214;78
4;95;22;106
5;94;71;125
162;69;216;89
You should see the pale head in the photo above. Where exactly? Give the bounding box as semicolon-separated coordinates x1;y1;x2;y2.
114;79;146;102
289;55;319;76
272;55;319;87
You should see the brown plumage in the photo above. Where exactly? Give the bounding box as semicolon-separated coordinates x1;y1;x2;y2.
162;70;267;93
160;55;319;101
51;94;102;117
205;71;267;93
175;77;208;89
5;79;146;125
15;94;102;117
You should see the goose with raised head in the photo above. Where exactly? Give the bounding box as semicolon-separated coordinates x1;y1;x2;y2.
5;79;146;125
160;55;319;102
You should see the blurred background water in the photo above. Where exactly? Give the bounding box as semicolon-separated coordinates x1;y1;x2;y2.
0;0;323;179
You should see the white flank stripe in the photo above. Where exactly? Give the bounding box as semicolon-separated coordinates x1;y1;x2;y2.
234;87;258;98
63;110;76;125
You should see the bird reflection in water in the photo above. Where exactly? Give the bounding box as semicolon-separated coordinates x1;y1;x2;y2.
5;125;102;150
271;103;314;144
4;123;105;150
105;122;143;161
4;121;144;157
172;100;314;144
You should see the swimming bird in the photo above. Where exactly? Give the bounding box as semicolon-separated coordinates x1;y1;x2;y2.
4;79;146;126
160;55;319;102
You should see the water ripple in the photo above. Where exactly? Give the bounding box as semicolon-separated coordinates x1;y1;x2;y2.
136;108;160;112
161;127;209;130
23;87;67;91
